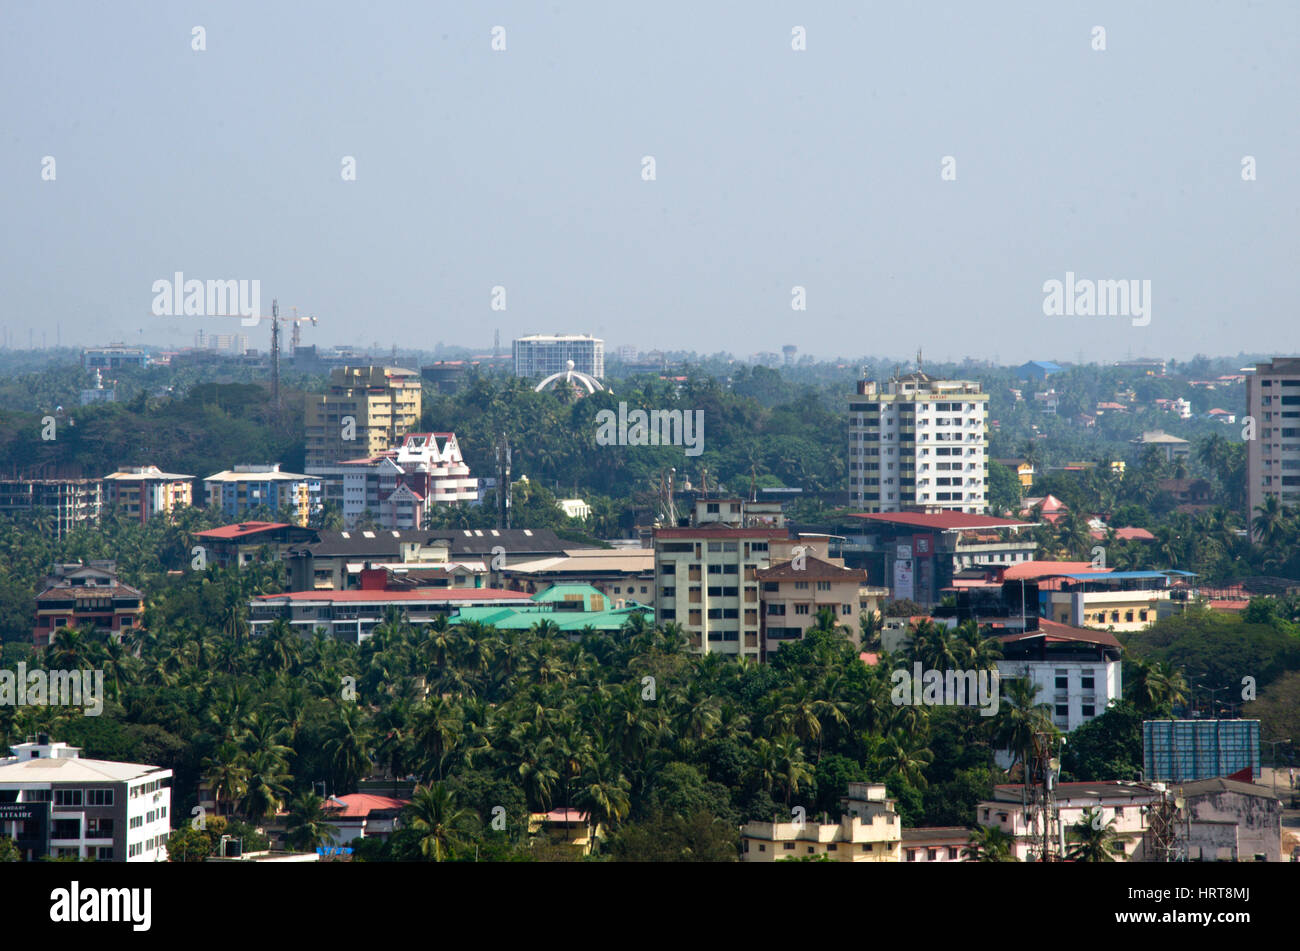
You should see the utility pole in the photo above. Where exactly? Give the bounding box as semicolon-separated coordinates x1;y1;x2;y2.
270;299;280;409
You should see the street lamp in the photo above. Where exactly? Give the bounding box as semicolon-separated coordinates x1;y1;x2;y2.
1263;739;1292;798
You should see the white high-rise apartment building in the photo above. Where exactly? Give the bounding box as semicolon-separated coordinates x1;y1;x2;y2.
513;334;604;380
1246;357;1300;526
849;372;989;514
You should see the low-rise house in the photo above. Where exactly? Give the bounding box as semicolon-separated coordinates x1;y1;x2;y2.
1173;777;1284;862
741;782;902;862
901;826;971;862
1132;431;1191;463
977;781;1161;862
192;521;318;568
529;808;602;856
322;793;408;845
33;562;144;647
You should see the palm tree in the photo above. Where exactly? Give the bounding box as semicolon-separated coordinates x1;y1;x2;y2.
323;703;374;794
1125;659;1188;715
964;824;1017;862
992;676;1054;771
202;741;249;817
1066;808;1126;862
284;792;340;852
572;756;632;854
405;783;476;862
1252;495;1288;547
241;749;291;822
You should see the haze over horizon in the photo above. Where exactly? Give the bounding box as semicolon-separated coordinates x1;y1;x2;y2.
3;2;1298;363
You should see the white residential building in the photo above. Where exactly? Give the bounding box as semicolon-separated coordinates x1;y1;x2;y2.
308;432;479;529
513;334;604;380
995;619;1123;735
849;372;989;514
977;781;1161;862
0;737;171;862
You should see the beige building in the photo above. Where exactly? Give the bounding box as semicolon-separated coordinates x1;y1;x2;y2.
653;499;787;660
849;371;990;514
102;466;194;523
304;366;422;468
741;782;902;862
977;781;1161;861
1246;357;1300;529
756;536;885;659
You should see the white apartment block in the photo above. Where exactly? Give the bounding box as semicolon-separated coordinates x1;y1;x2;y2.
1246;357;1300;525
0;737;171;862
995;620;1123;735
849;372;989;514
513;334;604;380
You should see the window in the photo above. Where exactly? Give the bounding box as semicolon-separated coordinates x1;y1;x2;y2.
87;789;114;807
928;849;939;861
97;847;114;861
783;842;795;850
1055;704;1069;718
1082;705;1095;718
948;847;958;860
906;849;917;862
795;604;810;615
793;581;809;590
54;789;83;807
1080;673;1094;690
842;604;852;615
816;581;832;591
758;843;765;852
1054;671;1068;690
88;818;114;838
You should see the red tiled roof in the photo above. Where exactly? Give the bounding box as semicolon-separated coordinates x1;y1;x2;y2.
194;521;293;539
1001;561;1110;581
848;512;1030;531
254;588;532;603
1089;527;1155;541
323;793;408;817
999;618;1121;649
756;556;867;582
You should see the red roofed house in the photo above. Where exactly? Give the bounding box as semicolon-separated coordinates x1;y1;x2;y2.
192;521;318;568
1020;494;1068;524
33;561;144;647
322;793;408;845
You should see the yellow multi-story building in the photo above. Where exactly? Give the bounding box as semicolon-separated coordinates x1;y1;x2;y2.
102;466;193;523
304;366;422;468
741;783;902;862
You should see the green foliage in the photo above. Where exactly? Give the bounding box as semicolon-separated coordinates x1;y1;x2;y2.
1060;701;1145;782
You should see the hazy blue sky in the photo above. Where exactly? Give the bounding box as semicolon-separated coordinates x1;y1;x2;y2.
3;1;1298;362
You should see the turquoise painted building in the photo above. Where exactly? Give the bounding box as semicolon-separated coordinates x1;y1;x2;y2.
449;583;653;634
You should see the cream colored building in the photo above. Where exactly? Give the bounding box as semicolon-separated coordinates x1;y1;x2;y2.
977;781;1162;862
849;371;990;514
741;782;901;862
304;366;422;468
757;536;886;658
1246;357;1300;527
653;499;786;660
